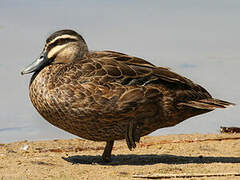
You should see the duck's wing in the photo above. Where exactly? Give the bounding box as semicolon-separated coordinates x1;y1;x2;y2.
89;51;198;88
85;51;234;111
102;51;157;68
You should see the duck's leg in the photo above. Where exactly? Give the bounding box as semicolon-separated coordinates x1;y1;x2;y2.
126;119;136;150
102;140;114;162
134;125;141;143
125;120;141;150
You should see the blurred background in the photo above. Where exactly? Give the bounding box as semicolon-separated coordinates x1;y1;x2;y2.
0;0;239;143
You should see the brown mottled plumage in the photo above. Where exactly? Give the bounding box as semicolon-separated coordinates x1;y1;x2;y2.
21;29;235;162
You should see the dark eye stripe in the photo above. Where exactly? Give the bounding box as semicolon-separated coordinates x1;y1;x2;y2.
47;38;77;52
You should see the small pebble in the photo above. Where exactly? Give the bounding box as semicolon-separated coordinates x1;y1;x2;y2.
21;145;29;151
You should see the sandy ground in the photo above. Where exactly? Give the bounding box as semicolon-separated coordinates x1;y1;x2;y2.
0;133;240;180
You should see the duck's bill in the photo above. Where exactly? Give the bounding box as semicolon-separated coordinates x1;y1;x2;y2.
21;52;48;75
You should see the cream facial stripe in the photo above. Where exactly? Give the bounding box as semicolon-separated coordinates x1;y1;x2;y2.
47;44;69;59
44;34;78;51
48;34;78;45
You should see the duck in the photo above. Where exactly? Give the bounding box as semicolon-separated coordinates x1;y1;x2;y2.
21;29;235;162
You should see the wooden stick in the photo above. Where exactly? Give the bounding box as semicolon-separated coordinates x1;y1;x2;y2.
163;137;240;144
133;172;240;179
139;136;240;148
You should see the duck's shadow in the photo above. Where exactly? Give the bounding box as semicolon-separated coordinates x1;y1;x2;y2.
62;154;240;166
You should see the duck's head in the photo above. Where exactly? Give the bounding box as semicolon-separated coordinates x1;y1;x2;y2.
21;29;88;75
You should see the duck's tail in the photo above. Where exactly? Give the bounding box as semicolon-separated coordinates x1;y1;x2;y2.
178;99;235;110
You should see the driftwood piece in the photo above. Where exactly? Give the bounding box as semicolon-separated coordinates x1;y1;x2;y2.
133;172;240;179
220;126;240;133
138;136;240;148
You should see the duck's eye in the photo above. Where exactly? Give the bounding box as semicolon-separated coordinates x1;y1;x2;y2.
56;39;61;44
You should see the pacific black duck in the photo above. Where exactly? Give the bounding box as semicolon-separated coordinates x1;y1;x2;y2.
21;29;234;162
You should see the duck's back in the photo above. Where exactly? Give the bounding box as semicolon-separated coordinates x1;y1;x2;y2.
29;51;231;141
